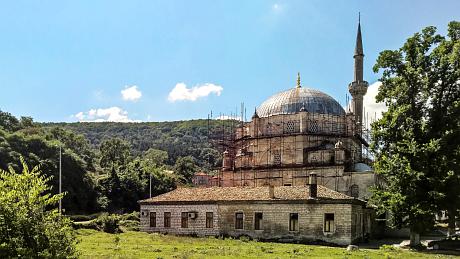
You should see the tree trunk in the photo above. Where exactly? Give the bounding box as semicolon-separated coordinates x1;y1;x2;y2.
409;231;420;247
447;209;456;237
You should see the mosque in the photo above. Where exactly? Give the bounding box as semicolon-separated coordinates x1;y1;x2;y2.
219;18;381;200
140;19;380;245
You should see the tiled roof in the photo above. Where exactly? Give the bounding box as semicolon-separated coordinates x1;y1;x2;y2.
139;185;356;204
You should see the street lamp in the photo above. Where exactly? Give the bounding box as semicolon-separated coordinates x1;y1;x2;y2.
58;144;62;214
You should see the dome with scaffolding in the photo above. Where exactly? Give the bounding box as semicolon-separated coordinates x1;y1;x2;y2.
256;87;345;118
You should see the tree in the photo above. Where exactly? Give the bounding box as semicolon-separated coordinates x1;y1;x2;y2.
0;128;99;214
99;138;131;168
143;148;168;167
0;157;77;258
0;110;20;132
174;156;197;184
371;21;460;245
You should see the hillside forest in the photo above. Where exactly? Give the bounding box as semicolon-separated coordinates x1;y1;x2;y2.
0;110;233;214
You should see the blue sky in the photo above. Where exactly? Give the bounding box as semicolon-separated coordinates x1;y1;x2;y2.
0;0;459;122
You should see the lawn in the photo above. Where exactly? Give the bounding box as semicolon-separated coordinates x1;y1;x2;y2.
76;229;457;258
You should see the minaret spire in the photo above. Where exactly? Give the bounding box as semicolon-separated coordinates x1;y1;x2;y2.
296;72;301;88
354;13;364;82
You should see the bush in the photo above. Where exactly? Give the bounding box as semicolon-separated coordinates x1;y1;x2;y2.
119;219;139;231
0;158;78;258
120;211;140;221
95;213;121;233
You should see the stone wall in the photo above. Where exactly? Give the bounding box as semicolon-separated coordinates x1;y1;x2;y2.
217;202;357;245
140;201;363;246
140;204;219;236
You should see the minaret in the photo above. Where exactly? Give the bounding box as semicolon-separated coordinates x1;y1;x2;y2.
296;72;301;88
348;14;368;131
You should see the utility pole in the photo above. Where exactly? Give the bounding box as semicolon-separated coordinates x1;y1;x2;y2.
59;144;62;214
149;174;152;198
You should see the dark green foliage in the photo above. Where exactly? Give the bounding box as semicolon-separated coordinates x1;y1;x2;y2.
99;138;131;168
95;213;121;234
1;110;226;215
0;158;78;258
0;127;99;214
371;21;460;242
44;119;229;170
174;156;197;184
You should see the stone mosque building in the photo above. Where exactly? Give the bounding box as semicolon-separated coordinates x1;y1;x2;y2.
219;19;381;200
140;19;380;245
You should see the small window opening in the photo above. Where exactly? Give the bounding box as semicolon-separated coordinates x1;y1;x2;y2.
289;213;299;231
235;212;244;229
324;213;334;232
254;213;263;230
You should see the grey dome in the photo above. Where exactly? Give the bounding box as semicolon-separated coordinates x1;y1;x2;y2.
257;87;345;117
353;163;373;172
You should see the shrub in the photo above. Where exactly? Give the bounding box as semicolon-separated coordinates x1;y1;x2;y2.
119;219;139;231
96;213;121;234
120;211;140;221
0;158;78;258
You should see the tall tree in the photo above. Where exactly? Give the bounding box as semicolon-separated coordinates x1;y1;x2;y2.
371;21;460;245
174;156;197;184
99;138;131;168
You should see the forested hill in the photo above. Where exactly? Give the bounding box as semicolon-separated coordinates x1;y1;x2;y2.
42;119;233;168
1;110;237;214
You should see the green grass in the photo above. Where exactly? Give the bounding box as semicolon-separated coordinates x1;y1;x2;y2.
76;229;457;258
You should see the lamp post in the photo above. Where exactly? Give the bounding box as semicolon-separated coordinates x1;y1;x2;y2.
59;144;62;214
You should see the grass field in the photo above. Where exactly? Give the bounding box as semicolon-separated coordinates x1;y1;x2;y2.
76;229;457;258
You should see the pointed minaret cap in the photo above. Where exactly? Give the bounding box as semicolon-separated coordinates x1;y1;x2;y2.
252;107;259;119
296;72;301;88
354;12;364;57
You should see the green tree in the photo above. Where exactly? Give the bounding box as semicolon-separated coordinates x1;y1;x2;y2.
0;110;20;132
0;158;77;258
143;148;168;167
174;156;197;184
371;21;460;245
99;138;131;168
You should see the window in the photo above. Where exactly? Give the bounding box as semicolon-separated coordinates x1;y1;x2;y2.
181;212;188;228
164;212;171;228
324;213;334;232
309;120;319;133
289;213;299;231
273;150;281;165
235;212;244;229
285;120;296;133
254;213;263;230
149;212;156;227
206;212;214;228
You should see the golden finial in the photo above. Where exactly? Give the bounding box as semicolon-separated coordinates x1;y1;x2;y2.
296;72;301;88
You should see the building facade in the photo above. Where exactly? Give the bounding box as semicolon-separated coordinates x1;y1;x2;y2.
139;178;373;245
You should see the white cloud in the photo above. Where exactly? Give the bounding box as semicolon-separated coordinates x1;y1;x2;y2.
73;107;140;122
363;82;387;121
168;83;223;102
121;85;142;101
